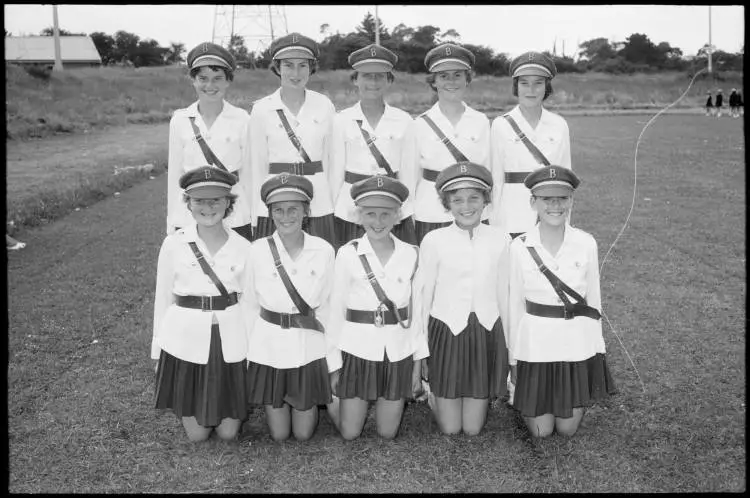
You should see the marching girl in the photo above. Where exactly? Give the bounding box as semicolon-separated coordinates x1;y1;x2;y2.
508;166;616;438
249;33;336;246
152;166;252;442
489;51;571;240
403;43;491;245
327;175;426;440
413;163;510;436
244;174;338;442
329;44;417;249
167;42;253;241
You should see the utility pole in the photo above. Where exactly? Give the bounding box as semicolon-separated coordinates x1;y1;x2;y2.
708;5;712;74
52;4;63;71
375;5;380;45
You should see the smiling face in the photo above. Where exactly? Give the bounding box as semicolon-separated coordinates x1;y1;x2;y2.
279;58;311;91
270;200;306;236
192;66;230;103
355;71;391;102
187;196;229;227
531;193;573;227
517;75;547;109
359;205;399;242
446;188;486;229
434;70;468;102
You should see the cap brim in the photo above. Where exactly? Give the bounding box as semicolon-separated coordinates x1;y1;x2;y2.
266;191;311;204
186;186;232;199
513;66;552;78
191;55;231;70
441;178;491;192
355;194;402;209
430;60;471;72
273;47;315;60
532;184;574;196
353;61;393;73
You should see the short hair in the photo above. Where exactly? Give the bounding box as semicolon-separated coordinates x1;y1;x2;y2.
425;70;473;92
189;65;234;82
266;200;311;219
353;205;403;226
439;187;492;211
270;58;318;77
183;193;237;219
512;77;553;100
349;71;395;83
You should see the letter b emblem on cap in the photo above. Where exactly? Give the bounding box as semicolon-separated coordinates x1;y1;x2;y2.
549;168;556;178
459;163;468;173
204;168;212;180
445;47;452;56
202;43;209;53
377;177;384;187
292;34;298;43
528;53;535;61
370;48;377;57
281;173;289;184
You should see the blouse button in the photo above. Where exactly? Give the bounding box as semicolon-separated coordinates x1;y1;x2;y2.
291;268;297;275
291;306;298;313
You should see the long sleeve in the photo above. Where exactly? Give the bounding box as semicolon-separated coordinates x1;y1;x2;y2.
507;242;526;366
152;237;176;359
327;114;347;206
412;235;438;356
324;247;350;372
242;245;261;355
238;111;254;225
586;238;602;312
397;121;418;207
166;116;184;234
314;245;338;372
248;106;269;227
489;119;506;226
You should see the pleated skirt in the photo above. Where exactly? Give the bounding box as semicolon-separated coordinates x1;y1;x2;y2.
333;216;418;250
427;313;507;399
154;324;247;427
513;353;617;418
254;214;336;246
336;351;414;401
245;357;332;411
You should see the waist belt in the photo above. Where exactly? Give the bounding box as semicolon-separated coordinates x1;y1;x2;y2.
268;161;323;176
260;307;324;333
175;293;239;311
504;172;528;183
422;169;440;182
525;300;601;321
346;306;410;327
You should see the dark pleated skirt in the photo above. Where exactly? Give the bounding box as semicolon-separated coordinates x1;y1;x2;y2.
333;216;418;250
513;353;617;418
254;214;336;246
428;313;507;399
154;324;247;427
231;223;253;242
246;357;332;411
336;351;414;401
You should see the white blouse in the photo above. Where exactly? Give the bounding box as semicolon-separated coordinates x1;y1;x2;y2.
167;100;252;233
507;224;605;365
248;88;335;224
414;222;510;340
152;224;254;364
489;105;571;234
244;231;337;371
329;102;416;222
403;102;491;223
326;234;427;367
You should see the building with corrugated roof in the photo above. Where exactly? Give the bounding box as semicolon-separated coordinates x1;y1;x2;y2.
5;35;102;68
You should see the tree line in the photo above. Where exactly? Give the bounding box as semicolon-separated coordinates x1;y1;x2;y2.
21;14;743;74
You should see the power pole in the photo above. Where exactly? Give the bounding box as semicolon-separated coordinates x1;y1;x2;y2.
52;4;63;71
375;5;380;45
707;5;713;74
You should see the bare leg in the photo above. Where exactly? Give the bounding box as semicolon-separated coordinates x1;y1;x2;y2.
555;407;585;437
291;406;319;441
523;413;555;438
374;398;405;439
339;397;369;440
215;417;242;441
461;397;489;436
181;416;212;442
434;396;462;435
264;404;291;441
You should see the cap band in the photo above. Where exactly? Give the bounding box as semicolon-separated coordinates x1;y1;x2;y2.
441;177;491;191
265;186;312;202
191;54;230;69
274;46;315;59
530;180;573;190
352;58;393;70
185;181;232;191
354;191;403;204
429;58;471;72
513;63;552;78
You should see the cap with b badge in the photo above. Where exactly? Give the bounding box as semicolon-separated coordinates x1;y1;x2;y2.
186;42;236;72
424;43;476;73
179;166;237;198
260;173;314;205
524;165;580;196
434;162;493;193
348;44;399;72
269;32;320;60
350;175;409;209
509;51;557;79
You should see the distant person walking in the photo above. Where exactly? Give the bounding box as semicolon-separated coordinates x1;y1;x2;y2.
403;44;492;245
705;90;714;117
729;88;740;118
489;51;572;240
153;167;252;442
329;44;417;249
715;89;724;118
508;165;616;438
167;42;253;241
249;33;336;246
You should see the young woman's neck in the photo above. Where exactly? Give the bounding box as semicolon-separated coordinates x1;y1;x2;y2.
457;220;481;239
367;232;394;252
280;87;305;106
278;229;304;253
196;221;227;241
519;103;543;126
538;220;565;247
360;98;385;115
197;99;223;119
438;98;465;117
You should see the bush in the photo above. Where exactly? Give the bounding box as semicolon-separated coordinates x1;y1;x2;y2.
23;64;53;81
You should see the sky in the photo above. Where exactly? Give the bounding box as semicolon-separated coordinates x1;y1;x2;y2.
4;4;745;60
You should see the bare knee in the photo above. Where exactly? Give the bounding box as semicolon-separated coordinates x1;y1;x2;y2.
270;427;291;442
377;427;399;440
292;426;315;441
186;430;212;442
462;424;485;437
340;425;363;441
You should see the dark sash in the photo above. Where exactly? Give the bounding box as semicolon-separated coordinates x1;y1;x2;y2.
502;114;551;166
188;117;231;173
355;119;396;177
520;237;601;321
187;242;230;298
276;109;313;163
420;114;469;163
266;237;324;332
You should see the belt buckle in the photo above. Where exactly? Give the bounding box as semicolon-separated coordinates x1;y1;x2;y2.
292;162;304;175
374;303;387;328
280;312;291;329
563;306;573;320
201;296;213;312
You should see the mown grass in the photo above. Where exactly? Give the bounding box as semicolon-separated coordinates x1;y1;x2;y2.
6;115;745;492
6;63;742;140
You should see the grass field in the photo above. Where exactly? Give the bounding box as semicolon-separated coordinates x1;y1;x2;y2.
6;114;745;492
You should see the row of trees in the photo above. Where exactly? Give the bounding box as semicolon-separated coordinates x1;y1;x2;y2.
24;14;743;74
